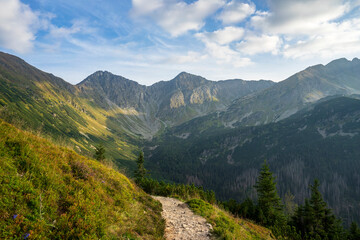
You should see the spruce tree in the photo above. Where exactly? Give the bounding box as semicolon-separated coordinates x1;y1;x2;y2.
255;161;284;226
94;144;105;162
134;151;147;184
349;222;360;240
292;179;345;240
309;179;327;238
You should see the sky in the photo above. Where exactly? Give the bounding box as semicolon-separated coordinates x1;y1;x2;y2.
0;0;360;85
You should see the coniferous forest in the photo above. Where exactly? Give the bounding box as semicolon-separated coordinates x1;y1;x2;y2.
137;152;360;239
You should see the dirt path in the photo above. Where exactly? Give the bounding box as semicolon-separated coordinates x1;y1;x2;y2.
152;196;213;240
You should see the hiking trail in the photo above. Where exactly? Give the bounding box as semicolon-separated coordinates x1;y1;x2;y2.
152;196;213;240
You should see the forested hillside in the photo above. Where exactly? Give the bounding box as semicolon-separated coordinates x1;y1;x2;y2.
146;96;360;226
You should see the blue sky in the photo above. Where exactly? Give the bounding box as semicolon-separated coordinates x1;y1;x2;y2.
1;0;360;85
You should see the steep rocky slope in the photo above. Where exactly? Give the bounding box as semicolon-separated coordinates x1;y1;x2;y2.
77;71;274;134
223;58;360;127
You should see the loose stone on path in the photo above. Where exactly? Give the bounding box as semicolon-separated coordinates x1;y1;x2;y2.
152;196;213;240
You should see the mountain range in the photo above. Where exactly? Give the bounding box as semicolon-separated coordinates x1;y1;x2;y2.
0;51;272;166
1;51;360;225
78;70;274;137
223;58;360;127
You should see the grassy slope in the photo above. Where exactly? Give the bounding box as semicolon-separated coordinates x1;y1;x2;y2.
0;52;140;172
187;199;274;240
0;120;164;239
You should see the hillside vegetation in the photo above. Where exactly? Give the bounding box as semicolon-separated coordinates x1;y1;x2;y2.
0;52;142;171
0;120;164;239
187;199;274;240
146;96;360;225
136;175;275;239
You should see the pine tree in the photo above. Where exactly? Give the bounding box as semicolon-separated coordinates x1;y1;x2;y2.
94;144;105;162
134;151;147;184
284;191;297;218
292;179;345;240
349;222;360;240
255;161;284;226
309;179;327;238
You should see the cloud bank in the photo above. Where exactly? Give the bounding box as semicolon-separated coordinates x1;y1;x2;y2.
132;0;225;37
0;0;39;53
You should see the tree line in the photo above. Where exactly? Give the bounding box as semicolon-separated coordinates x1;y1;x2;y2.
221;161;360;240
98;147;360;239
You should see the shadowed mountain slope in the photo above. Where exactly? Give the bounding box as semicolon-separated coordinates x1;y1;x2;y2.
146;96;360;226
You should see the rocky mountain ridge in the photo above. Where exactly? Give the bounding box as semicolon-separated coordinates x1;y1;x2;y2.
222;57;360;127
0;51;273;165
77;70;274;133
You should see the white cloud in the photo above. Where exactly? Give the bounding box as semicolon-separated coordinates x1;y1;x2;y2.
197;35;252;67
206;42;252;67
283;19;360;59
197;26;244;45
49;24;81;39
0;0;39;53
131;0;225;37
237;34;282;55
354;0;360;7
132;0;164;16
218;0;255;25
247;0;360;60
47;20;96;40
251;0;350;35
164;51;207;64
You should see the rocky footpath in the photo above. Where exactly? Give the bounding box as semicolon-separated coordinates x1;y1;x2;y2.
152;196;213;240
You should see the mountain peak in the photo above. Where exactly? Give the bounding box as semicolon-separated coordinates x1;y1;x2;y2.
323;57;360;74
171;72;209;89
325;57;351;68
88;70;119;78
78;70;139;86
175;71;202;79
